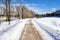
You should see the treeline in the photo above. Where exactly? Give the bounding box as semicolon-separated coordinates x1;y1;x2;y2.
35;10;60;18
0;0;35;24
0;6;35;18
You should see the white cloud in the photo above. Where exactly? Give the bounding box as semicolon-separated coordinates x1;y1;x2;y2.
25;4;47;14
46;8;57;13
25;3;46;7
51;8;57;12
0;3;48;15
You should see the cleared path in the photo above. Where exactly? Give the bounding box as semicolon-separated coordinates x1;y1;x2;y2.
19;19;43;40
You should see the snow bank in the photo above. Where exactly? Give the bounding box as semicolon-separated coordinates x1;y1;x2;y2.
33;17;60;40
32;19;55;40
36;17;60;31
0;19;20;32
0;19;28;40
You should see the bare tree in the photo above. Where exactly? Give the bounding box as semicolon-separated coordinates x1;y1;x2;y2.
15;6;20;19
16;0;24;19
0;0;11;24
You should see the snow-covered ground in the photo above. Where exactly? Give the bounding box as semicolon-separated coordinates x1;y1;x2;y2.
36;17;60;30
0;19;28;40
32;17;60;40
0;17;60;40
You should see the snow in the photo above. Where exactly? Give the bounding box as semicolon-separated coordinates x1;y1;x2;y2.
0;19;28;40
0;17;6;21
36;17;60;31
32;17;60;40
32;19;55;40
0;17;60;40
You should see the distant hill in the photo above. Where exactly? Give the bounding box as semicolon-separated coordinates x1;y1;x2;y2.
35;10;60;18
54;10;60;14
50;10;60;17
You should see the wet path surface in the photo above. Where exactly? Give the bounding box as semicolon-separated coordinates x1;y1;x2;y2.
19;19;43;40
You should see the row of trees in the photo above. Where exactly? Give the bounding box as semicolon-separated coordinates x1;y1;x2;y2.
0;0;11;24
0;0;35;24
0;0;24;24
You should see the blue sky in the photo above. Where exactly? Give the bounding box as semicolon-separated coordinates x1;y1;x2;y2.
23;0;60;14
1;0;60;14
